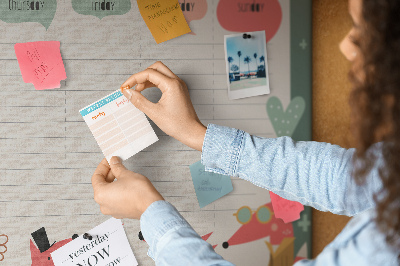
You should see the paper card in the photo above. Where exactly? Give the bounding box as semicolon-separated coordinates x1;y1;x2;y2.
269;192;304;223
189;161;233;208
224;31;270;100
14;41;67;90
79;90;158;162
51;218;138;266
137;0;191;44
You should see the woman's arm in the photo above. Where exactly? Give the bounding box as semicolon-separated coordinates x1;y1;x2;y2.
202;124;383;216
91;158;234;265
141;201;235;265
119;62;382;217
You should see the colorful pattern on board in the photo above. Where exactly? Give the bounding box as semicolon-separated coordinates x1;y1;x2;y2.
0;234;8;262
222;202;311;263
72;0;132;19
179;0;207;35
30;227;73;266
266;96;306;138
0;0;57;29
217;0;282;43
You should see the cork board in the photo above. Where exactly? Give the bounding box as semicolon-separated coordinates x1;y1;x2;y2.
312;0;353;257
0;1;313;265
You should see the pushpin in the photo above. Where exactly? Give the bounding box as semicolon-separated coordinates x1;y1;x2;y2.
242;33;252;39
138;231;144;241
83;233;93;241
121;85;130;93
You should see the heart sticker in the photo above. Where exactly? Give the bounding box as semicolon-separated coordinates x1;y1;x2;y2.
266;96;306;137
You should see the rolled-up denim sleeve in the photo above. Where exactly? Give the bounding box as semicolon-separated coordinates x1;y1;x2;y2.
201;124;383;216
140;200;235;265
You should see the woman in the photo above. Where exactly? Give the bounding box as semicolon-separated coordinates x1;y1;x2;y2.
91;0;400;264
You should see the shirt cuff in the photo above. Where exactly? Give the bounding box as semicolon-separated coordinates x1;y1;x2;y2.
201;124;245;176
140;200;192;260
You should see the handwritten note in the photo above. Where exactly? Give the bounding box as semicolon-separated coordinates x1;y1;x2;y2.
79;90;158;162
14;41;67;90
51;218;138;266
269;192;304;223
189;161;233;208
137;0;191;44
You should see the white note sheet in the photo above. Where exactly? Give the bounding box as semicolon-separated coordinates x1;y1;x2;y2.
79;90;158;162
51;218;138;266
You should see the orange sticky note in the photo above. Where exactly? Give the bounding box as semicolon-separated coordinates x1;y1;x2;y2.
137;0;191;44
14;41;66;90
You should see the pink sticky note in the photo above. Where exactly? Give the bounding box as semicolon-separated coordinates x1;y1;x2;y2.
270;191;304;223
14;41;66;90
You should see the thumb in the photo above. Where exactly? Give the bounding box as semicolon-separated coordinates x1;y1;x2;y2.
109;156;129;178
122;89;156;117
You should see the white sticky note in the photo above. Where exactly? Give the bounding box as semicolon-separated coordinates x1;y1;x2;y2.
79;90;158;162
51;218;138;266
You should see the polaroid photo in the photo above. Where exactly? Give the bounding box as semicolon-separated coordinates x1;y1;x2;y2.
224;30;270;100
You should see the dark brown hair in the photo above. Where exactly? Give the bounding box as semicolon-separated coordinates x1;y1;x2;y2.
350;0;400;253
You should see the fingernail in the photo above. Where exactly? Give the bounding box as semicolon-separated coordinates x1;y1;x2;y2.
121;85;130;91
110;156;122;165
124;89;133;100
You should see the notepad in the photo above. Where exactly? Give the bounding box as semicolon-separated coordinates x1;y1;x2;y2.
51;218;138;266
79;90;158;162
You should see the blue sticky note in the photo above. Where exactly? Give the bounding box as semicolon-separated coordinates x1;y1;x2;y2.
189;160;233;208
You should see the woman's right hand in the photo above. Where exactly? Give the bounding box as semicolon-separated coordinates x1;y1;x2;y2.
120;61;207;151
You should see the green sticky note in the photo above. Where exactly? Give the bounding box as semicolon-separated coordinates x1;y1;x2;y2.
0;0;57;30
189;160;233;208
72;0;131;19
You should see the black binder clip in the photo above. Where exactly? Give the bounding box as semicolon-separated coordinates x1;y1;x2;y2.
243;33;252;39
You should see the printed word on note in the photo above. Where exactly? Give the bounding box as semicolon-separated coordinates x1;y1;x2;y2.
79;90;158;162
137;0;191;44
51;218;138;266
14;41;67;90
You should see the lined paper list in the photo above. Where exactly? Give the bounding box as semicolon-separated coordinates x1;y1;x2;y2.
79;90;158;162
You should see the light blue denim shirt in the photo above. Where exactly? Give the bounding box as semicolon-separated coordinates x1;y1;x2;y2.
140;124;399;265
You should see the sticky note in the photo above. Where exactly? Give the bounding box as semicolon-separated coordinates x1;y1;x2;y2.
14;41;66;90
79;90;158;162
51;218;138;266
137;0;191;44
189;161;233;208
269;192;304;223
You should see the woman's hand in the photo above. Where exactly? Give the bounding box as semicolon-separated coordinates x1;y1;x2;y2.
120;61;206;151
91;157;164;220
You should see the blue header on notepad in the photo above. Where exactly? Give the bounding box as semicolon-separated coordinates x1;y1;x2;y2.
80;91;123;117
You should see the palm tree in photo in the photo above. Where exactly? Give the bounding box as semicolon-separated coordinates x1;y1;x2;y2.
227;56;234;74
237;51;242;77
253;53;258;73
260;55;266;73
244;56;251;77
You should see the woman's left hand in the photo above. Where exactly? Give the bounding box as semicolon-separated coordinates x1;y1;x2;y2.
91;157;164;219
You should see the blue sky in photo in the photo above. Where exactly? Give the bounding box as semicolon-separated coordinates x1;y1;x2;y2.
226;32;266;73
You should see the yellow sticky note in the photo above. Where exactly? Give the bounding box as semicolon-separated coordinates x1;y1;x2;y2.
137;0;191;44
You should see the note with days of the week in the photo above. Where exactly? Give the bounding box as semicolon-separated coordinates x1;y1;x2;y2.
189;160;233;208
79;90;158;162
51;218;138;266
14;41;67;90
137;0;191;44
